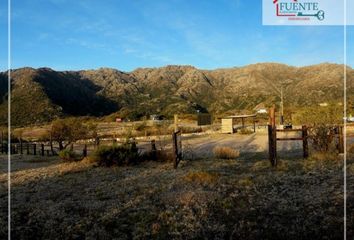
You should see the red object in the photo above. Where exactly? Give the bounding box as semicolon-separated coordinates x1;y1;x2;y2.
276;4;296;16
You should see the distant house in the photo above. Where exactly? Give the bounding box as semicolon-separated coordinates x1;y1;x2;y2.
319;102;328;107
348;115;354;122
253;103;267;114
257;109;267;114
150;115;164;121
115;117;123;122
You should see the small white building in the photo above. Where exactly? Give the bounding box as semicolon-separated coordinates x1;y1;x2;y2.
256;109;267;114
253;103;267;114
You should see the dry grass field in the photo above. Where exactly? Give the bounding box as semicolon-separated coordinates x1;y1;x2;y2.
1;141;353;239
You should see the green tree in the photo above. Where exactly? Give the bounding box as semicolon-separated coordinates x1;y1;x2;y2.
50;118;89;150
293;103;343;126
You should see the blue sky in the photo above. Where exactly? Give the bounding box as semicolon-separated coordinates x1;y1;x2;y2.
0;0;353;71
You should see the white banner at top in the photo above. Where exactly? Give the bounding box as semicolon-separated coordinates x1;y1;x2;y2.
263;0;354;25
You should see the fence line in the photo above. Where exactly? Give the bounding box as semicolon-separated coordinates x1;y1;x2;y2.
267;106;344;167
2;137;174;160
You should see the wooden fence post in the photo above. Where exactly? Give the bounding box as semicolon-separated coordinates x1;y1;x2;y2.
26;143;30;155
20;140;23;154
268;125;277;166
253;117;256;133
0;132;3;153
33;144;36;155
173;132;178;168
11;144;15;155
268;106;277;166
273;127;277;166
172;131;182;169
41;144;44;156
151;140;156;160
0;132;2;153
131;139;137;151
270;105;276;127
338;126;344;154
47;150;50;156
83;144;87;157
302;125;309;158
268;125;272;164
50;133;54;155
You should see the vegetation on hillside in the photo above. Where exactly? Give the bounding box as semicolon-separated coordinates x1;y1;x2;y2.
1;63;352;126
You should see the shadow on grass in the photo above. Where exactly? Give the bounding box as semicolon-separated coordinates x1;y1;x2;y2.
1;150;348;240
0;155;65;174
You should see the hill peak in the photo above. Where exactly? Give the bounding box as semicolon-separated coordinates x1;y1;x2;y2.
1;62;352;126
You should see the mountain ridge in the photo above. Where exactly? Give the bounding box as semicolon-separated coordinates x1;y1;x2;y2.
1;62;352;126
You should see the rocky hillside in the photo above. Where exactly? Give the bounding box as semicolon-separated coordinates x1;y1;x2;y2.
0;63;352;126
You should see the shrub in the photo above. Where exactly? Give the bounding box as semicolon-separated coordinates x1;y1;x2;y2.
348;144;354;155
308;125;336;152
292;104;343;125
58;149;79;162
303;152;340;172
213;146;240;159
90;143;140;167
239;128;253;135
309;151;339;162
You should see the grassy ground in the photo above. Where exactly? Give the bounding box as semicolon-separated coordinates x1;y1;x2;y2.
0;150;351;240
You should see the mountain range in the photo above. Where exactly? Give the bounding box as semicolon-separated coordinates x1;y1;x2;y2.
0;63;352;126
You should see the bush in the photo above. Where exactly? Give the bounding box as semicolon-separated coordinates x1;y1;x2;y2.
59;149;79;162
292;104;343;125
303;152;340;172
90;143;140;167
308;125;336;152
213;146;240;159
348;144;354;155
310;151;339;162
239;128;253;135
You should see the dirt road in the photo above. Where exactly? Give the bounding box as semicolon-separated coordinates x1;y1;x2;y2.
180;130;304;159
